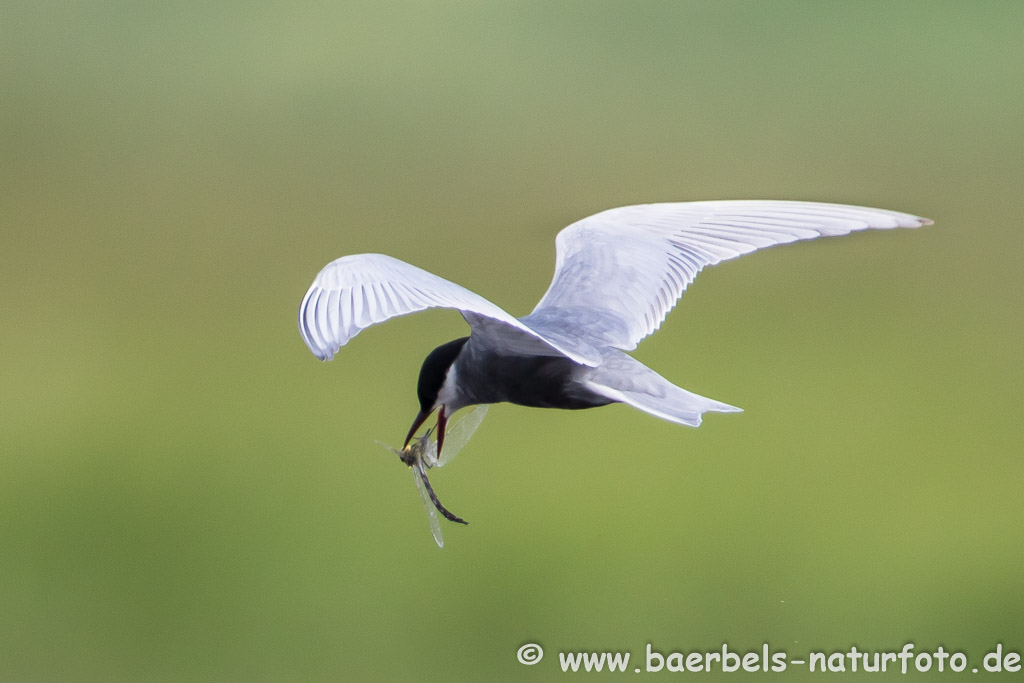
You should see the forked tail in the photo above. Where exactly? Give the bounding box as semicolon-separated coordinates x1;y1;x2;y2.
585;350;741;427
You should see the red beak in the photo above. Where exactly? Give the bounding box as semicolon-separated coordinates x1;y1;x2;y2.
435;406;448;460
403;409;432;449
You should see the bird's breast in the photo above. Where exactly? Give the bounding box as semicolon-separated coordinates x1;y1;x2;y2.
454;349;611;410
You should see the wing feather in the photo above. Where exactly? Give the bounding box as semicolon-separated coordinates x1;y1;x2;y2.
298;253;601;365
529;200;931;350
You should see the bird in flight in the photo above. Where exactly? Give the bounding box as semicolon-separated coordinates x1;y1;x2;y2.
299;200;929;532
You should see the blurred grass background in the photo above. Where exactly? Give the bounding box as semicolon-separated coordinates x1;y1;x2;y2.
2;1;1022;680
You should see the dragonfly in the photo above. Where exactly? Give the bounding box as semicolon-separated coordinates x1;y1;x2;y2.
377;405;488;547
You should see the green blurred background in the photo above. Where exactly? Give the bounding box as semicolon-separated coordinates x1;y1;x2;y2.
2;1;1021;680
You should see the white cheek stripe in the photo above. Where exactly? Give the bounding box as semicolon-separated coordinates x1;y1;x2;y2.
436;365;459;409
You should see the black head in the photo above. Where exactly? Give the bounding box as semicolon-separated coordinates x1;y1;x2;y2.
404;336;468;449
416;336;468;413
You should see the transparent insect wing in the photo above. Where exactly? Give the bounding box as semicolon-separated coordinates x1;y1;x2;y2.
374;440;398;456
434;405;488;467
376;408;486;547
412;460;444;547
420;436;439;468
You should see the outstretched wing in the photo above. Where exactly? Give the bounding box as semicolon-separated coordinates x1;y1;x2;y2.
299;253;601;365
529;200;931;350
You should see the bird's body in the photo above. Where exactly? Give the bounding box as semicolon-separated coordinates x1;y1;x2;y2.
441;334;737;424
299;199;930;533
440;337;612;411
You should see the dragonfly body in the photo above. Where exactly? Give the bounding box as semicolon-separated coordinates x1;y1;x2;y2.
378;406;488;546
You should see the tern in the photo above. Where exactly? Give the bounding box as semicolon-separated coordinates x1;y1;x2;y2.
299;200;929;516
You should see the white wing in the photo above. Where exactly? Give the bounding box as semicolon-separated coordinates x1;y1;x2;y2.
529;201;931;351
299;253;601;366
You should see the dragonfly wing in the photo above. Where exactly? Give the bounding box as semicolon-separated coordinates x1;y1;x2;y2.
420;437;439;468
413;461;444;548
436;405;489;467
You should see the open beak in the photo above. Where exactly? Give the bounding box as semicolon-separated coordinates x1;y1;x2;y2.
402;406;449;460
403;409;432;450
